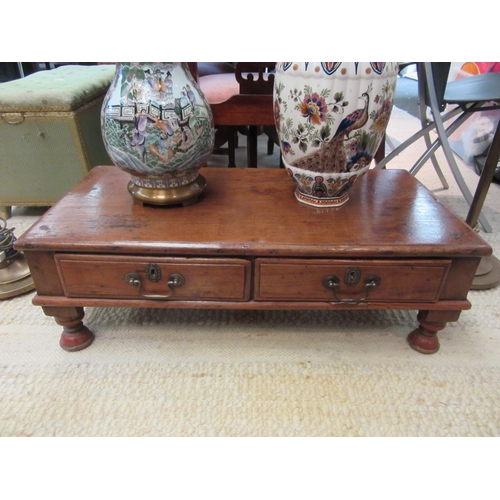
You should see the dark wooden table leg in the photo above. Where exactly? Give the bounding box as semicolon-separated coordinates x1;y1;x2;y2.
42;306;95;352
374;136;385;166
247;126;258;167
228;127;236;167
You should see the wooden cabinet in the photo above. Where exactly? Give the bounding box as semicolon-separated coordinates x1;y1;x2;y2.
15;166;492;354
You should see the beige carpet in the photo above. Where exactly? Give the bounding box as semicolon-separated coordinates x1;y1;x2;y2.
1;104;500;437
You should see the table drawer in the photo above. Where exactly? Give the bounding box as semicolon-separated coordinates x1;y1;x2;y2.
55;255;251;301
255;259;451;303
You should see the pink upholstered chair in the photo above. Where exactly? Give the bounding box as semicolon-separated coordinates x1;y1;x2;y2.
196;65;239;166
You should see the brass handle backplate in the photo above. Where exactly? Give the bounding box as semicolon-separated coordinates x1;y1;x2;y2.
125;270;185;300
322;273;381;303
1;113;25;125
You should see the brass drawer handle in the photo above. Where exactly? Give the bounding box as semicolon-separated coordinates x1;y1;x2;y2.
125;272;185;299
322;275;381;303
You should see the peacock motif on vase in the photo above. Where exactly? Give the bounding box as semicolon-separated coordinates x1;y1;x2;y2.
274;62;398;207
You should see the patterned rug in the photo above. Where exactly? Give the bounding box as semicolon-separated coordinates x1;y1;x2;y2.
1;104;500;437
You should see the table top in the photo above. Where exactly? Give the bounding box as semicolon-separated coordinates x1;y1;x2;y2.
16;166;491;259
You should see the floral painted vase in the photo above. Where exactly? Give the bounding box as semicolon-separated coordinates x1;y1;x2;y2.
101;62;214;206
274;62;398;207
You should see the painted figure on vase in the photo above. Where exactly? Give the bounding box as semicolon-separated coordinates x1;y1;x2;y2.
102;62;214;190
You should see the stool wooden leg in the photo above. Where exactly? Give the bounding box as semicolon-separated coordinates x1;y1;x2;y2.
0;206;12;220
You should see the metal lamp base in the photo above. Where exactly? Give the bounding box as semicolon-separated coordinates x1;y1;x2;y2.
471;255;500;290
0;252;35;299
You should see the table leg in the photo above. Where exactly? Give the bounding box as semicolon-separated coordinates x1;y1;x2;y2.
407;310;448;354
247;126;258;167
42;306;95;352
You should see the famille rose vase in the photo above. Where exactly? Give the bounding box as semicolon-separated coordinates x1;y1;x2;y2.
101;62;214;206
274;62;398;207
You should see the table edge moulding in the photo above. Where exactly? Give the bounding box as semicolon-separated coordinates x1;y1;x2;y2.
15;166;492;355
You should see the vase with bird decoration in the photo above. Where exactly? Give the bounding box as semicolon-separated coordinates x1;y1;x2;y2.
274;62;398;207
101;62;214;206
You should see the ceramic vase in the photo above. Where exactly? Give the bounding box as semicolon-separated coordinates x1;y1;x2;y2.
101;62;214;206
274;62;398;207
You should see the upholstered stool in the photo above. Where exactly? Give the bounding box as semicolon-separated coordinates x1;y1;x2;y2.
0;64;115;218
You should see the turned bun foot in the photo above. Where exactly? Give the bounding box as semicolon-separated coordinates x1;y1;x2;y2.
60;325;95;352
407;328;440;354
407;311;446;354
55;312;95;352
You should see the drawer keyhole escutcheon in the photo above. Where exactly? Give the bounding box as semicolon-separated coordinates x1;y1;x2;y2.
146;263;162;283
125;271;185;300
322;274;381;303
344;267;361;286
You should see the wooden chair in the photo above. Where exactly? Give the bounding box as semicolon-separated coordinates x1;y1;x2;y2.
188;62;238;163
190;62;280;168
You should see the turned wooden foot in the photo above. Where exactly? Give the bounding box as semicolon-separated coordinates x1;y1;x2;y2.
407;311;447;354
47;307;95;352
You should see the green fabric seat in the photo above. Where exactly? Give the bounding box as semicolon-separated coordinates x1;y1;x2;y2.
0;64;116;112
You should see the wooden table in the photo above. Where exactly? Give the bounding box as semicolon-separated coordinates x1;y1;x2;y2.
15;166;492;354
